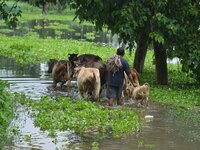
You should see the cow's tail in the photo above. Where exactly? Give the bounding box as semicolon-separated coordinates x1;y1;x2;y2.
93;70;100;82
67;62;70;79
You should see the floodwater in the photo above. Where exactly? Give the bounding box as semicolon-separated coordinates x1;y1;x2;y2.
0;57;200;150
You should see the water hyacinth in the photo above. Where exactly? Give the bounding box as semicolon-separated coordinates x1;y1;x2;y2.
30;96;140;138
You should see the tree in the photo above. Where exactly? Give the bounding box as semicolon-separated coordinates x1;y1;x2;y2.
19;0;68;14
0;0;21;27
67;0;200;84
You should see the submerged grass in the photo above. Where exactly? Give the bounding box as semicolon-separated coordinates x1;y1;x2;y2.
25;96;140;138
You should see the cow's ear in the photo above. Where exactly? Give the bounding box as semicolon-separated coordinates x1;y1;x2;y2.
144;82;150;87
74;67;82;73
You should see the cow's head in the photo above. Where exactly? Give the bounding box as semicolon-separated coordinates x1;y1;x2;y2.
73;67;84;78
131;68;140;86
68;53;78;61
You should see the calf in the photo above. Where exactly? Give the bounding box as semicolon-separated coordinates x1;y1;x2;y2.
74;67;101;102
132;83;150;100
132;83;150;105
123;68;140;99
52;60;75;90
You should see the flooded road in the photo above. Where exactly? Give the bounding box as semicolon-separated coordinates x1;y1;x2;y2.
0;57;199;150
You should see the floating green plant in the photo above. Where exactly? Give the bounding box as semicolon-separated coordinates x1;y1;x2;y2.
30;96;140;138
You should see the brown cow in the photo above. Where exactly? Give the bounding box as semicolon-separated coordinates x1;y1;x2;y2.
123;68;140;99
131;69;140;87
69;53;107;87
52;60;75;90
47;59;58;73
74;67;101;102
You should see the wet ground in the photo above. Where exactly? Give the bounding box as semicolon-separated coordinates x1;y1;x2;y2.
0;58;200;150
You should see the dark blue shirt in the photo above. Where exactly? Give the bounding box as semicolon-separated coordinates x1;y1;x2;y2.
106;57;131;87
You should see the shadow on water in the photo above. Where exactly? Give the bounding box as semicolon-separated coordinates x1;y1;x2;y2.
0;56;200;150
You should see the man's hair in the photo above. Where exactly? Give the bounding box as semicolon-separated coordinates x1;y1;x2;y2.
116;47;125;56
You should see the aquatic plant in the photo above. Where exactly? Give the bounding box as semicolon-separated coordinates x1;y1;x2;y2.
0;33;115;65
0;81;27;147
30;96;140;138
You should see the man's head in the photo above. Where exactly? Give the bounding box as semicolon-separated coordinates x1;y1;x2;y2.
116;47;125;56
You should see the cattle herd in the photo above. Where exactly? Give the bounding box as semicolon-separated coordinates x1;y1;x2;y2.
47;53;150;106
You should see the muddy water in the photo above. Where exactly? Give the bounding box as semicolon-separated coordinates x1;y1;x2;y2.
0;57;199;150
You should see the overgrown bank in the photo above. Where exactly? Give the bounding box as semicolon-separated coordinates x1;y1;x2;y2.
0;82;25;147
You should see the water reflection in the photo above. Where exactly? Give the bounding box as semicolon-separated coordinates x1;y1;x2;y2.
0;19;118;47
0;57;200;150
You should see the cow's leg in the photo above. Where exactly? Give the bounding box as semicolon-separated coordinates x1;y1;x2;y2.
53;81;57;88
79;90;84;99
83;91;88;100
117;97;123;106
94;81;100;102
67;79;71;91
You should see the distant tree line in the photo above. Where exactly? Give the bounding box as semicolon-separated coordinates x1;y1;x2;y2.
18;0;68;14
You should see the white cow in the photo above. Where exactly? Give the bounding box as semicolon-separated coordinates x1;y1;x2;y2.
74;67;101;102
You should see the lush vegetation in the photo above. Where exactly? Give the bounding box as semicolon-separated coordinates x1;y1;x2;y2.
0;82;13;135
0;81;24;147
0;1;199;146
23;96;140;138
67;0;200;84
0;33;199;110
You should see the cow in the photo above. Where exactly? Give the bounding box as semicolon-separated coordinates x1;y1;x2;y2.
47;59;58;73
132;83;150;100
74;67;101;102
84;61;107;87
130;68;140;87
68;53;102;67
123;68;140;99
52;60;75;90
132;83;150;106
69;53;107;88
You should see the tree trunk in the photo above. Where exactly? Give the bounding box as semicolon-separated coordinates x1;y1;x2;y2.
42;3;46;14
57;0;62;14
133;33;148;73
153;40;168;85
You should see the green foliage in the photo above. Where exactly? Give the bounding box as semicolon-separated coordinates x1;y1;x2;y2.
141;51;200;108
30;96;140;138
0;33;199;109
0;81;14;129
67;0;200;81
0;81;26;147
0;0;22;27
0;33;115;65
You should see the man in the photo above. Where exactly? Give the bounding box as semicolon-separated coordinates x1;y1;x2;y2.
106;47;137;106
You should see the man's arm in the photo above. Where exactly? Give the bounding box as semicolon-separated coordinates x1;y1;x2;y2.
128;74;138;87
